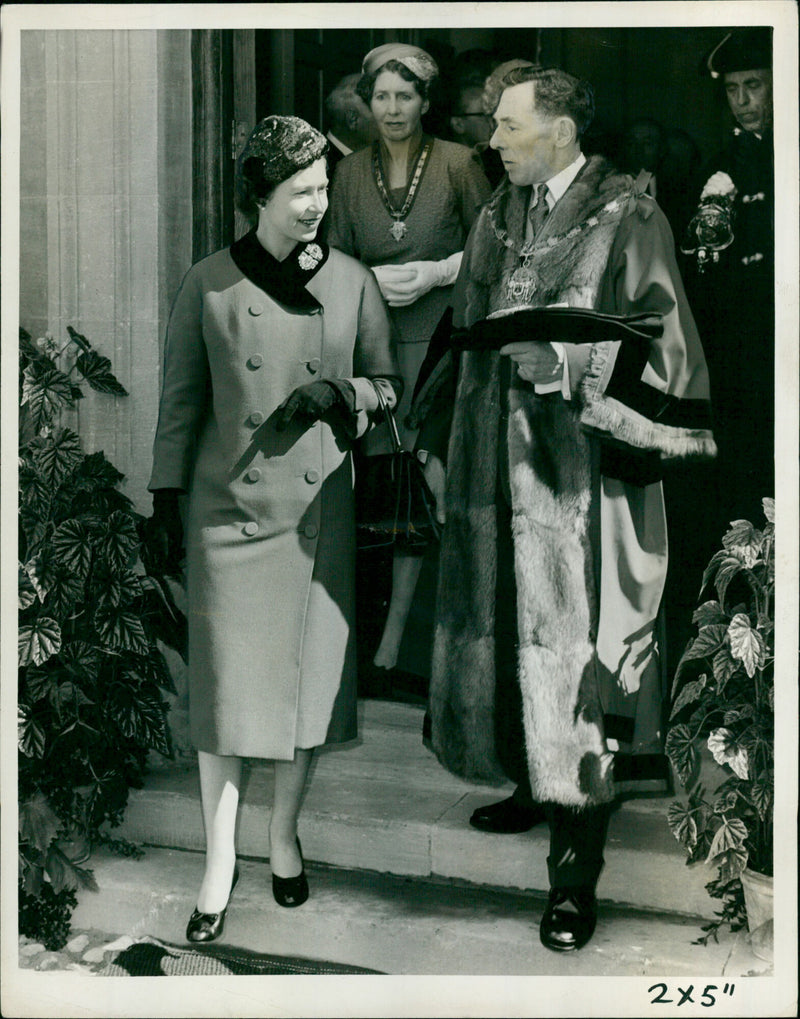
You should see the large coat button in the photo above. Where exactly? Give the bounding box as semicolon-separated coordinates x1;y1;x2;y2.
249;411;265;426
303;524;318;539
306;357;322;374
248;353;263;369
243;521;259;536
305;469;320;484
245;468;262;483
248;304;263;316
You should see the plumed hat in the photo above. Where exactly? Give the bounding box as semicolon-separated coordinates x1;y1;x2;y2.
704;28;772;78
239;116;327;193
361;43;439;83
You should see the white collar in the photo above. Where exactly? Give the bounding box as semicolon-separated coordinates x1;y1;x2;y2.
541;151;587;207
326;131;352;157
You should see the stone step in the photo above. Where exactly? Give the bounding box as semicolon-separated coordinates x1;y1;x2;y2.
69;845;759;980
112;700;716;919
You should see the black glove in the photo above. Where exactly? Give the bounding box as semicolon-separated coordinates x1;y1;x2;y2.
275;379;356;432
142;488;185;577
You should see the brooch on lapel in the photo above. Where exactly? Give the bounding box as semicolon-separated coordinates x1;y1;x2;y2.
298;244;323;271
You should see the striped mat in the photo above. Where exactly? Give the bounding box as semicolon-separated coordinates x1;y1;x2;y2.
99;937;382;976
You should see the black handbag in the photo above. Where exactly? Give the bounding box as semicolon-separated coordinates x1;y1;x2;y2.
354;382;442;555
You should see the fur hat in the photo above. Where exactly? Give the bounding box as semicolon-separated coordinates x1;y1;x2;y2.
704;28;772;78
238;116;327;207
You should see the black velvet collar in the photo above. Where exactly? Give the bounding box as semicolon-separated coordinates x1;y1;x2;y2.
230;231;329;311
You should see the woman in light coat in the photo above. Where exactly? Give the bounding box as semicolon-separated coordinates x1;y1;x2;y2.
148;116;402;942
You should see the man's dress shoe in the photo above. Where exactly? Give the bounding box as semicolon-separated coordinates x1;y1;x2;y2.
539;887;598;952
469;795;546;834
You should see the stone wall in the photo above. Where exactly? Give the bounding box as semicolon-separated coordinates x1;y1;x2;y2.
19;29;193;751
19;29;192;513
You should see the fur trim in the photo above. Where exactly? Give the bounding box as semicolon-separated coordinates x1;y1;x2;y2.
429;155;696;808
581;336;613;401
462;157;636;324
581;398;719;459
430;347;617;805
429;350;507;785
507;389;615;806
581;337;718;460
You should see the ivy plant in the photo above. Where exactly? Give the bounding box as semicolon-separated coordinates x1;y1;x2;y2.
665;498;774;944
18;325;186;949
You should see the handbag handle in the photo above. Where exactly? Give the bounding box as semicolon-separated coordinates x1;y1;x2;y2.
369;380;404;454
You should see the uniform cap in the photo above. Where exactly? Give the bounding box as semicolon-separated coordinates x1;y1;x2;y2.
704;28;772;78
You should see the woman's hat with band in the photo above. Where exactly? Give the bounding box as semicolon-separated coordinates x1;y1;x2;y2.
240;115;327;189
361;43;439;82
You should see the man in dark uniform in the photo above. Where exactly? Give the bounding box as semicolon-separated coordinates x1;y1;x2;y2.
664;27;774;681
684;27;774;530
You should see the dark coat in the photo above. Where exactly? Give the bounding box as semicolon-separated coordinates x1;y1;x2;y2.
685;127;774;527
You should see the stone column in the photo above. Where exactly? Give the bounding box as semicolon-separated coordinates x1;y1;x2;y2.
19;29;194;752
19;28;192;513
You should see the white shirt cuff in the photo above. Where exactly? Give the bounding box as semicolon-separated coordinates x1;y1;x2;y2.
533;342;571;398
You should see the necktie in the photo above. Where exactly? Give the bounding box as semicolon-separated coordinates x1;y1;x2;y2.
529;183;550;238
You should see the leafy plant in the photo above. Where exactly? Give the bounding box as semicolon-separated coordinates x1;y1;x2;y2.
666;498;774;943
18;325;186;948
19;884;78;952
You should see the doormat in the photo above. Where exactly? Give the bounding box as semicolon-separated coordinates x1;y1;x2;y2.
99;936;383;976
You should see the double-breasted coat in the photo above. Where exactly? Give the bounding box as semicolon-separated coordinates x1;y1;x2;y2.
149;238;401;758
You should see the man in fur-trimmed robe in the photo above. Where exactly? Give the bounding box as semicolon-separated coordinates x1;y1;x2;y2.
410;65;716;952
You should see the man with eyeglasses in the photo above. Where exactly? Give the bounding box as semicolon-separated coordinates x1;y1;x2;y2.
449;68;506;187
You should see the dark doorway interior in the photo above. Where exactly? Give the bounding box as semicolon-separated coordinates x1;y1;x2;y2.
196;24;750;703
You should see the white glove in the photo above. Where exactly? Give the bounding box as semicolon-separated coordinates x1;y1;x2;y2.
372;252;463;307
700;171;737;201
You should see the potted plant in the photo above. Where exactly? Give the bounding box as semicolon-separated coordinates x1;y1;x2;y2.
18;325;186;950
665;498;774;956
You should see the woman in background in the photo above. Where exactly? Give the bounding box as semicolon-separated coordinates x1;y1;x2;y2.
327;43;491;676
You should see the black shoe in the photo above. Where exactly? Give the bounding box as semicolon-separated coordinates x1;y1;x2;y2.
469;795;545;834
272;838;309;908
359;663;395;699
539;887;597;952
186;865;239;944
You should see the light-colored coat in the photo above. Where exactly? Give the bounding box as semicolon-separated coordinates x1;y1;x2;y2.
149;246;399;758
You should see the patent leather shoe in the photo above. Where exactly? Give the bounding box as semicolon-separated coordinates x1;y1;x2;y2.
272;838;309;908
469;795;546;834
186;866;239;944
539;887;597;952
